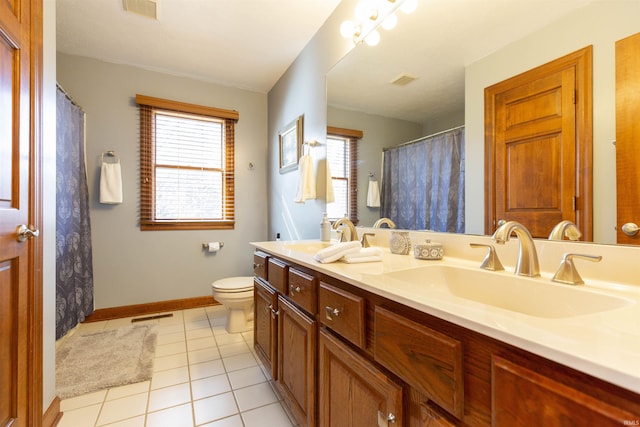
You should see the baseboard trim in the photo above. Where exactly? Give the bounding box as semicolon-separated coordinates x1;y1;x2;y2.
43;396;62;427
83;296;219;323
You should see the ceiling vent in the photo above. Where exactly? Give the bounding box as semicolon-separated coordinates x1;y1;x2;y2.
390;73;418;86
123;0;158;20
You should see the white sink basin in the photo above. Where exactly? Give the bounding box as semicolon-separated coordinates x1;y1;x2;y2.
381;265;633;319
282;241;333;254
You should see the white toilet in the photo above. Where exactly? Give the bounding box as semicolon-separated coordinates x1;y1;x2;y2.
211;276;254;333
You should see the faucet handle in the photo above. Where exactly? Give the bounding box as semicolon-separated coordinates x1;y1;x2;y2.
552;253;602;285
360;232;375;248
470;243;504;271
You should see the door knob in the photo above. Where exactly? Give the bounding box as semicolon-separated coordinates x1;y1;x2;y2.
621;223;639;236
16;224;40;242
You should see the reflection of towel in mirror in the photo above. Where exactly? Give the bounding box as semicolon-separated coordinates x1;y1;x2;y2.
314;241;361;263
100;161;123;204
367;179;380;207
326;162;335;203
294;154;316;203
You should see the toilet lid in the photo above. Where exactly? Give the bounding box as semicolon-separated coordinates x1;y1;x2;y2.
212;276;253;293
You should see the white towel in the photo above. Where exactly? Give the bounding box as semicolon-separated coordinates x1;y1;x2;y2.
314;241;361;264
294;154;316;203
100;161;123;204
367;179;380;207
326;161;335;203
342;247;383;263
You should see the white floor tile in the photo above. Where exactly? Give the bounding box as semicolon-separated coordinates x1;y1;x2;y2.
157;323;184;336
156;331;186;345
190;359;226;381
148;382;192;412
185;319;211;331
150;366;190;390
191;373;231;400
186;327;213;340
222;352;257;373
218;341;250;358
233;382;279;412
106;381;150;401
241;402;293;427
146;403;194;427
188;346;221;364
57;403;102;427
193;392;239;425
214;333;244;346
60;389;107;411
227;366;266;390
153;352;188;372
187;336;217;351
96;393;148;426
199;414;244;427
99;415;145;427
155;340;187;357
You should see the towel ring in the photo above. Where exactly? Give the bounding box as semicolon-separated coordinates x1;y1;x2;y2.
102;151;120;163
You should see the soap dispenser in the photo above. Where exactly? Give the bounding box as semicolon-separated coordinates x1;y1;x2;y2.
320;213;331;242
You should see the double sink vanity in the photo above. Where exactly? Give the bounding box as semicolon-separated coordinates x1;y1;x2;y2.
251;227;640;426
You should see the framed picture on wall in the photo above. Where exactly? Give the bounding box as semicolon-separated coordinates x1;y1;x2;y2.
279;114;303;174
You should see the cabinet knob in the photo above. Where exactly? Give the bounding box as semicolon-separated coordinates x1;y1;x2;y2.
377;411;396;426
325;306;341;320
291;286;301;295
253;262;263;269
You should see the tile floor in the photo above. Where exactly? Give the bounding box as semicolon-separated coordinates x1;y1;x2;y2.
58;306;297;427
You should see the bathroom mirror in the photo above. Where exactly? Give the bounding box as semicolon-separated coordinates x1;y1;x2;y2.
326;0;640;244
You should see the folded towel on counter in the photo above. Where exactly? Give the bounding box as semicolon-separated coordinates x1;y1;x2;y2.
342;247;384;263
100;161;123;204
294;154;316;203
314;241;361;264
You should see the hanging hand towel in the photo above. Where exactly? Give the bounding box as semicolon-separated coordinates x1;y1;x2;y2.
294;154;316;203
326;161;335;203
100;160;123;204
367;179;380;207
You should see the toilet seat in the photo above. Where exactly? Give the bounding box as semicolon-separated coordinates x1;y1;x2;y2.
211;277;253;294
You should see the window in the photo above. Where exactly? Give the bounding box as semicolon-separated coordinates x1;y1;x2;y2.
137;95;239;230
326;126;362;223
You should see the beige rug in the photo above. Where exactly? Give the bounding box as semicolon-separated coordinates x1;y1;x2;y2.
56;324;157;400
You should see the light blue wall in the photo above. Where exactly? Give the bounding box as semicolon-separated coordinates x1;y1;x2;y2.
56;54;269;309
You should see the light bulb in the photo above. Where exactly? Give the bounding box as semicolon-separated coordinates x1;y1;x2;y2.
400;0;417;14
365;30;380;46
340;21;355;38
381;12;397;30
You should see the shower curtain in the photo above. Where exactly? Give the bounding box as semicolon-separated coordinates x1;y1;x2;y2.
380;127;465;233
56;85;94;339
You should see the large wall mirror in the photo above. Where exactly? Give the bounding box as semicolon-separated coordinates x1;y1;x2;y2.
326;0;640;245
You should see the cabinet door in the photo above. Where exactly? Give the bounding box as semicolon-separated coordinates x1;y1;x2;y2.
319;329;403;427
278;295;317;427
492;355;639;427
254;278;277;380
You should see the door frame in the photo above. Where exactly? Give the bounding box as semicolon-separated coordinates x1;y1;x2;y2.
484;46;593;241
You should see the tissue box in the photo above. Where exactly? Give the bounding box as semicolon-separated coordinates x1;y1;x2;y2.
414;239;443;260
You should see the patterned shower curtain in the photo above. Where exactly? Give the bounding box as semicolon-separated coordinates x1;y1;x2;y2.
380;127;465;233
56;85;94;339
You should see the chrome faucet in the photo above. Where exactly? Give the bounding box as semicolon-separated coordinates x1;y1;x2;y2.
373;218;396;229
332;217;358;242
548;220;582;241
492;221;540;277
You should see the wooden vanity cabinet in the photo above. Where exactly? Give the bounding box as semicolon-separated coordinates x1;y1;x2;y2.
254;278;278;380
318;328;403;427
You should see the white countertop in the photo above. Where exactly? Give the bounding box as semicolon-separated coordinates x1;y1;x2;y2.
251;239;640;394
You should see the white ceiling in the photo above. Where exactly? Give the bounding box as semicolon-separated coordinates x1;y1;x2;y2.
57;0;595;119
56;0;342;93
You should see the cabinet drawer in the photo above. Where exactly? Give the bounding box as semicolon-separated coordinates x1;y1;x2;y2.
253;251;269;281
374;306;463;419
318;282;365;348
288;268;317;315
268;258;288;293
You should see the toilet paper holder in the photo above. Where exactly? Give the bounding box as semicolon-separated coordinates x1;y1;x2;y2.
202;242;224;251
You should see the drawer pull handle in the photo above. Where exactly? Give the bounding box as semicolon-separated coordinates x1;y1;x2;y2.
267;304;279;319
291;286;301;295
264;304;271;314
325;306;341;320
253;263;263;269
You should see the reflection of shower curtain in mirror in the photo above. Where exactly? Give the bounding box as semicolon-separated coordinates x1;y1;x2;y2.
381;128;465;232
56;85;94;339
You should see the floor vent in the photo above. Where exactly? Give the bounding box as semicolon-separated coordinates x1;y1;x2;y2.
390;73;418;86
131;313;173;323
122;0;158;20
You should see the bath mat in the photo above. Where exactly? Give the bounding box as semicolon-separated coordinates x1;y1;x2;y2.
56;324;157;400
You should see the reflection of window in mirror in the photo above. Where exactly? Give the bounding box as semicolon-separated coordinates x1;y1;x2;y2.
326;127;362;223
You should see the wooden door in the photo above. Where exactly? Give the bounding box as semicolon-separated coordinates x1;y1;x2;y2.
485;47;592;240
0;0;42;426
616;32;640;245
253;278;278;380
277;295;316;427
318;329;402;427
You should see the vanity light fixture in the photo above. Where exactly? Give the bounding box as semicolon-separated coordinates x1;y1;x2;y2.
340;0;417;47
